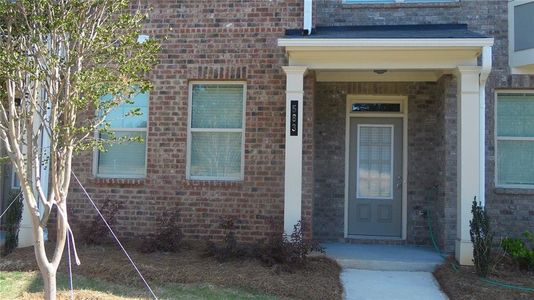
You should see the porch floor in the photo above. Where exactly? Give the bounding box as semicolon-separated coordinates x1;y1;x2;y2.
323;242;444;272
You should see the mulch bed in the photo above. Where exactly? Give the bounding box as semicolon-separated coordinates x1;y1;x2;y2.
0;241;343;300
434;257;534;300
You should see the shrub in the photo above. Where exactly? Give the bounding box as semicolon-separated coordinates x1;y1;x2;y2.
501;231;534;271
2;191;24;256
138;210;183;253
206;217;248;262
469;197;493;277
256;220;324;270
79;198;123;245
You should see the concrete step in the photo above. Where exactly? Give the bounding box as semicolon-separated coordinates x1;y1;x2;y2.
323;243;444;272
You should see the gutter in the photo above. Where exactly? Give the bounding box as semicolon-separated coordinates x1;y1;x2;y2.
303;0;312;35
479;46;492;207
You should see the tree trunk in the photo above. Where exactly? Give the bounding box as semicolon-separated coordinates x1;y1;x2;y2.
43;270;57;300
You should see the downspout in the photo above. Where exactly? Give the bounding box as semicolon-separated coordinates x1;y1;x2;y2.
479;46;492;207
303;0;312;35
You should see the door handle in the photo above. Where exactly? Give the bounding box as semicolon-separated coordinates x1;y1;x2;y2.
396;176;403;189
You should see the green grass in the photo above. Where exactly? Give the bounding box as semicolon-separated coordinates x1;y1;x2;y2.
0;271;277;300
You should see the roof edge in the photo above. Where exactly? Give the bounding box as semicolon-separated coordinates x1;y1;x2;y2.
278;38;495;48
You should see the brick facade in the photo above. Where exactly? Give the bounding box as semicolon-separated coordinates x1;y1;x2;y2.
69;0;307;242
66;0;534;248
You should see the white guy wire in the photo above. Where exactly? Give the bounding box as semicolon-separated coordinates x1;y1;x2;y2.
71;171;158;300
66;231;74;300
0;192;22;220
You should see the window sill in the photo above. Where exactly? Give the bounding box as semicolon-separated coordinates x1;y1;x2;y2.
91;177;146;186
182;179;243;189
494;187;534;195
342;1;461;9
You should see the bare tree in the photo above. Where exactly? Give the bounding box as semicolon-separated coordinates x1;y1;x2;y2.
0;1;159;299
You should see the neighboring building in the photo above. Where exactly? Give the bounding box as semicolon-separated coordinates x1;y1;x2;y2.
10;0;534;265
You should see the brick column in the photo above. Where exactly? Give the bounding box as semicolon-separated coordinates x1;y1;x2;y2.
455;66;482;265
282;66;308;234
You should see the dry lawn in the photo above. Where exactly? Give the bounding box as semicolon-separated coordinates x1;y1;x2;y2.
0;242;342;300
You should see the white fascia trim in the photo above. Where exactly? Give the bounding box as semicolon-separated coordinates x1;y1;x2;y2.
278;38;494;48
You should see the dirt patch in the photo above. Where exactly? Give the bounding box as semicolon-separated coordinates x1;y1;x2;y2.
434;258;534;300
1;242;342;300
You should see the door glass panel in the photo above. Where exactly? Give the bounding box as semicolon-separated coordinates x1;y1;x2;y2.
357;125;393;199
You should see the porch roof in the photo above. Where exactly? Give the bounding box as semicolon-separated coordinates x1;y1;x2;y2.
278;24;494;74
284;24;488;40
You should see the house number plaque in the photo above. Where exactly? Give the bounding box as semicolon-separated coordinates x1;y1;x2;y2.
290;100;298;136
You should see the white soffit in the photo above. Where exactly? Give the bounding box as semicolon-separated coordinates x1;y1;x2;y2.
316;70;447;82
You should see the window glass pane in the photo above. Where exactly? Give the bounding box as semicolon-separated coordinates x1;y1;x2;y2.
98;131;146;177
352;103;401;112
104;92;149;129
497;140;534;186
497;93;534;137
358;126;392;198
12;169;20;189
191;84;244;129
190;132;242;179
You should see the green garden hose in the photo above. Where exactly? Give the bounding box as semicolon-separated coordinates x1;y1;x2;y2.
425;209;534;292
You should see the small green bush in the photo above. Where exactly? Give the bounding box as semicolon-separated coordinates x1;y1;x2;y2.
469;197;493;277
2;191;24;256
501;231;534;271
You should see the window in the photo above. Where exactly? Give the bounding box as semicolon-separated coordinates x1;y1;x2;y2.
95;91;149;178
187;82;246;181
496;92;534;187
11;166;20;189
508;0;534;74
344;0;456;3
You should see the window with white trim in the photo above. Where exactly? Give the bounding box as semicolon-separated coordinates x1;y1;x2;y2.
95;91;149;178
496;92;534;187
187;82;246;181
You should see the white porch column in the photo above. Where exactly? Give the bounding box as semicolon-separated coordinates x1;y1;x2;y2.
455;66;482;265
282;66;307;234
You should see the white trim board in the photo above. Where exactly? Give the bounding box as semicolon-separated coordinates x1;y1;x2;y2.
344;95;408;240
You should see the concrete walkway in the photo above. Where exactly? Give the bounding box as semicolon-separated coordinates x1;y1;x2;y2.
323;243;448;300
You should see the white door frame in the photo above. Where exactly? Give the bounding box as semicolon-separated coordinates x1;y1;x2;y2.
344;95;408;240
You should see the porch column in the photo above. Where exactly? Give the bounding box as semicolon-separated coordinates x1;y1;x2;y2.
282;66;307;234
455;66;482;265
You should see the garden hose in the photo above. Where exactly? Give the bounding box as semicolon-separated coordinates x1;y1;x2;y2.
425;209;534;292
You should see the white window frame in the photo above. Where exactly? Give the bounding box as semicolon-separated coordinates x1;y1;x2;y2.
93;94;149;179
495;90;534;188
186;81;246;181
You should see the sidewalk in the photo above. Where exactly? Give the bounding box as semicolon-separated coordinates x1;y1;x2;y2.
323;243;448;300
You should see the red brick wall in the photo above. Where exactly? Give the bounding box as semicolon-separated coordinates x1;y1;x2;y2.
68;0;308;242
